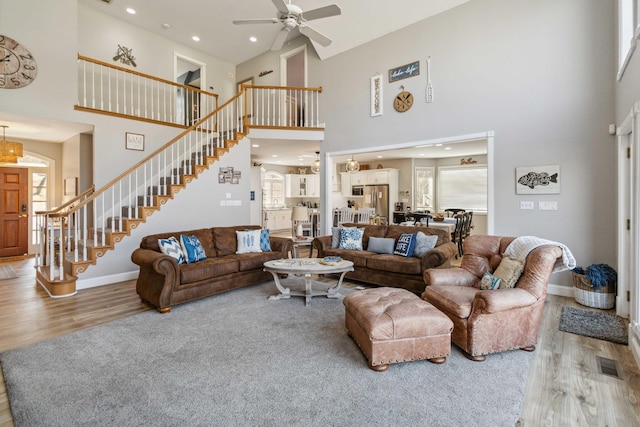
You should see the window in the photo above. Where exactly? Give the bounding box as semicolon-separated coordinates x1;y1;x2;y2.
414;167;434;212
263;171;285;208
618;0;638;76
437;165;487;213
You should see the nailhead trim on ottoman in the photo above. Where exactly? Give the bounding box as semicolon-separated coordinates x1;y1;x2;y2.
343;287;453;371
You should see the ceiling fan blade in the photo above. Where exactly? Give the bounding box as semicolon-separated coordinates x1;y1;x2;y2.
299;25;332;47
271;28;290;51
271;0;290;15
233;18;280;25
301;4;341;22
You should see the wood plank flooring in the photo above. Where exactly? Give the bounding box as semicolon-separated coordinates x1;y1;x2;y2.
0;257;638;426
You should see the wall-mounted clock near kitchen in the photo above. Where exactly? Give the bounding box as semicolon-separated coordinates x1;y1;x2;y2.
394;90;413;112
0;35;37;89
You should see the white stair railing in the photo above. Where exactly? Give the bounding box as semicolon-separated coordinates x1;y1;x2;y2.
76;55;218;127
242;85;323;128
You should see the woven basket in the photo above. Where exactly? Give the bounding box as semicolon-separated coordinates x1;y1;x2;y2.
571;272;615;309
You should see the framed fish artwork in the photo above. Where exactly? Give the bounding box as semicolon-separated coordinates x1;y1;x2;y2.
516;165;560;194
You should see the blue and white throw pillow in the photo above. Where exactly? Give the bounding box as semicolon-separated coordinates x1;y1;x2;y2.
260;229;272;252
236;229;262;254
338;227;364;250
394;233;417;257
158;236;185;264
413;232;439;258
179;234;207;264
479;272;501;290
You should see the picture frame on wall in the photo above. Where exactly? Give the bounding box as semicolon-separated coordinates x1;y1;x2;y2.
64;177;78;196
370;74;383;117
515;165;560;194
125;132;144;151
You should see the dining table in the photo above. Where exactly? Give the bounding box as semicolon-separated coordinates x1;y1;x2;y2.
427;218;457;234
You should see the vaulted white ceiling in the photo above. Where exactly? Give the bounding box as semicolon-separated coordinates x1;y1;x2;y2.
78;0;470;64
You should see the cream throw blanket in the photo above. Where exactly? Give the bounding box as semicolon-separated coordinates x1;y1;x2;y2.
503;236;576;272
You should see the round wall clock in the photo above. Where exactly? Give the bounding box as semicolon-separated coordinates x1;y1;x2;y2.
394;91;413;112
0;35;37;89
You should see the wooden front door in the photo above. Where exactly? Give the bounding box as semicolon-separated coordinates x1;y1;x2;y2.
0;167;28;257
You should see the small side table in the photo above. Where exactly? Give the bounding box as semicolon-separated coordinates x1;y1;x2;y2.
291;237;314;258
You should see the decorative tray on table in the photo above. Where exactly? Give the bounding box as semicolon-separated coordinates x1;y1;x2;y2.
320;256;343;266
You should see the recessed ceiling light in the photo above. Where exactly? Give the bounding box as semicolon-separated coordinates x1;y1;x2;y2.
435;143;443;147
444;147;452;150
271;154;278;158
252;144;259;148
126;7;136;14
192;35;200;42
249;36;257;43
161;23;171;29
419;153;425;156
376;155;383;158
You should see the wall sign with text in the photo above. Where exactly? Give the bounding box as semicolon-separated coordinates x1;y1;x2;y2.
388;61;420;82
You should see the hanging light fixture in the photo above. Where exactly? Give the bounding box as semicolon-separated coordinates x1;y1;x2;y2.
345;155;360;173
0;125;23;164
311;151;320;174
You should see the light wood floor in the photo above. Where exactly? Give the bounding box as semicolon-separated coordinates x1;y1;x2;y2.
0;257;638;426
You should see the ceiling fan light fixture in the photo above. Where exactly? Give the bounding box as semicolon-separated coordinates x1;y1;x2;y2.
346;156;360;173
311;151;320;174
0;126;23;164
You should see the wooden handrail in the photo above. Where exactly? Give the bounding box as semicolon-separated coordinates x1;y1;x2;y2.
78;54;219;99
243;84;322;93
36;185;95;216
66;91;244;215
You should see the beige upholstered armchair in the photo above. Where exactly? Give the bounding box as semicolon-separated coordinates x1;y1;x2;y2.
422;235;563;361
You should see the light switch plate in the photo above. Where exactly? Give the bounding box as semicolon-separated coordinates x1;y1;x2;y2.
520;201;534;210
539;201;558;210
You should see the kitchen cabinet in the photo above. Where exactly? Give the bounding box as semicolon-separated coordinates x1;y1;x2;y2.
286;174;319;198
350;173;366;186
366;171;389;185
264;209;292;231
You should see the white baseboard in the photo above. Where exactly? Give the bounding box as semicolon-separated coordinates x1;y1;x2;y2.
77;270;139;290
547;283;573;298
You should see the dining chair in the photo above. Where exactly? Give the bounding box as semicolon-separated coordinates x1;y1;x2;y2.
444;208;466;217
356;207;374;224
336;207;355;226
451;214;465;256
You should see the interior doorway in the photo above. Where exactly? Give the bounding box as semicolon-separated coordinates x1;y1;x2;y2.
174;54;206;126
0;167;28;257
280;45;307;126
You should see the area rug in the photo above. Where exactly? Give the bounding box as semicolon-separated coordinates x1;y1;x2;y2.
0;265;17;280
559;306;628;345
0;281;532;426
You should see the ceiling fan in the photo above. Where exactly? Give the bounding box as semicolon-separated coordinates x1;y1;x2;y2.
233;0;341;51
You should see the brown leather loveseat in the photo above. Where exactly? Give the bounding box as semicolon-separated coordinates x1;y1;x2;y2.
312;223;458;294
131;225;292;313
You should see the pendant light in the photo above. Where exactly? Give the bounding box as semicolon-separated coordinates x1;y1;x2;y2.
0;125;23;164
311;151;320;174
345;155;360;173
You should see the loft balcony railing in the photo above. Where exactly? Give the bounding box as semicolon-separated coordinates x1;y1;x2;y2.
35;59;324;288
75;54;218;127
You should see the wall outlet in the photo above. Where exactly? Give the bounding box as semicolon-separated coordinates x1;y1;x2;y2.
539;201;558;210
520;201;534;210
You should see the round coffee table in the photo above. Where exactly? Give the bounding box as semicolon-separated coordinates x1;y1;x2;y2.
263;258;354;306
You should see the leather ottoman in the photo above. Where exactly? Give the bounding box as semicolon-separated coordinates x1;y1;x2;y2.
343;287;453;371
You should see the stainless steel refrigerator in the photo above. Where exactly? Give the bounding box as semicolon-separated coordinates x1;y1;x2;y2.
363;185;389;218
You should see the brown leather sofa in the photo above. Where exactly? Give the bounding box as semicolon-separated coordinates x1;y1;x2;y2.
131;225;292;313
422;235;562;361
312;223;458;294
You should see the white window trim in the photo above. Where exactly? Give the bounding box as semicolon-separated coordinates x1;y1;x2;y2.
618;0;640;80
